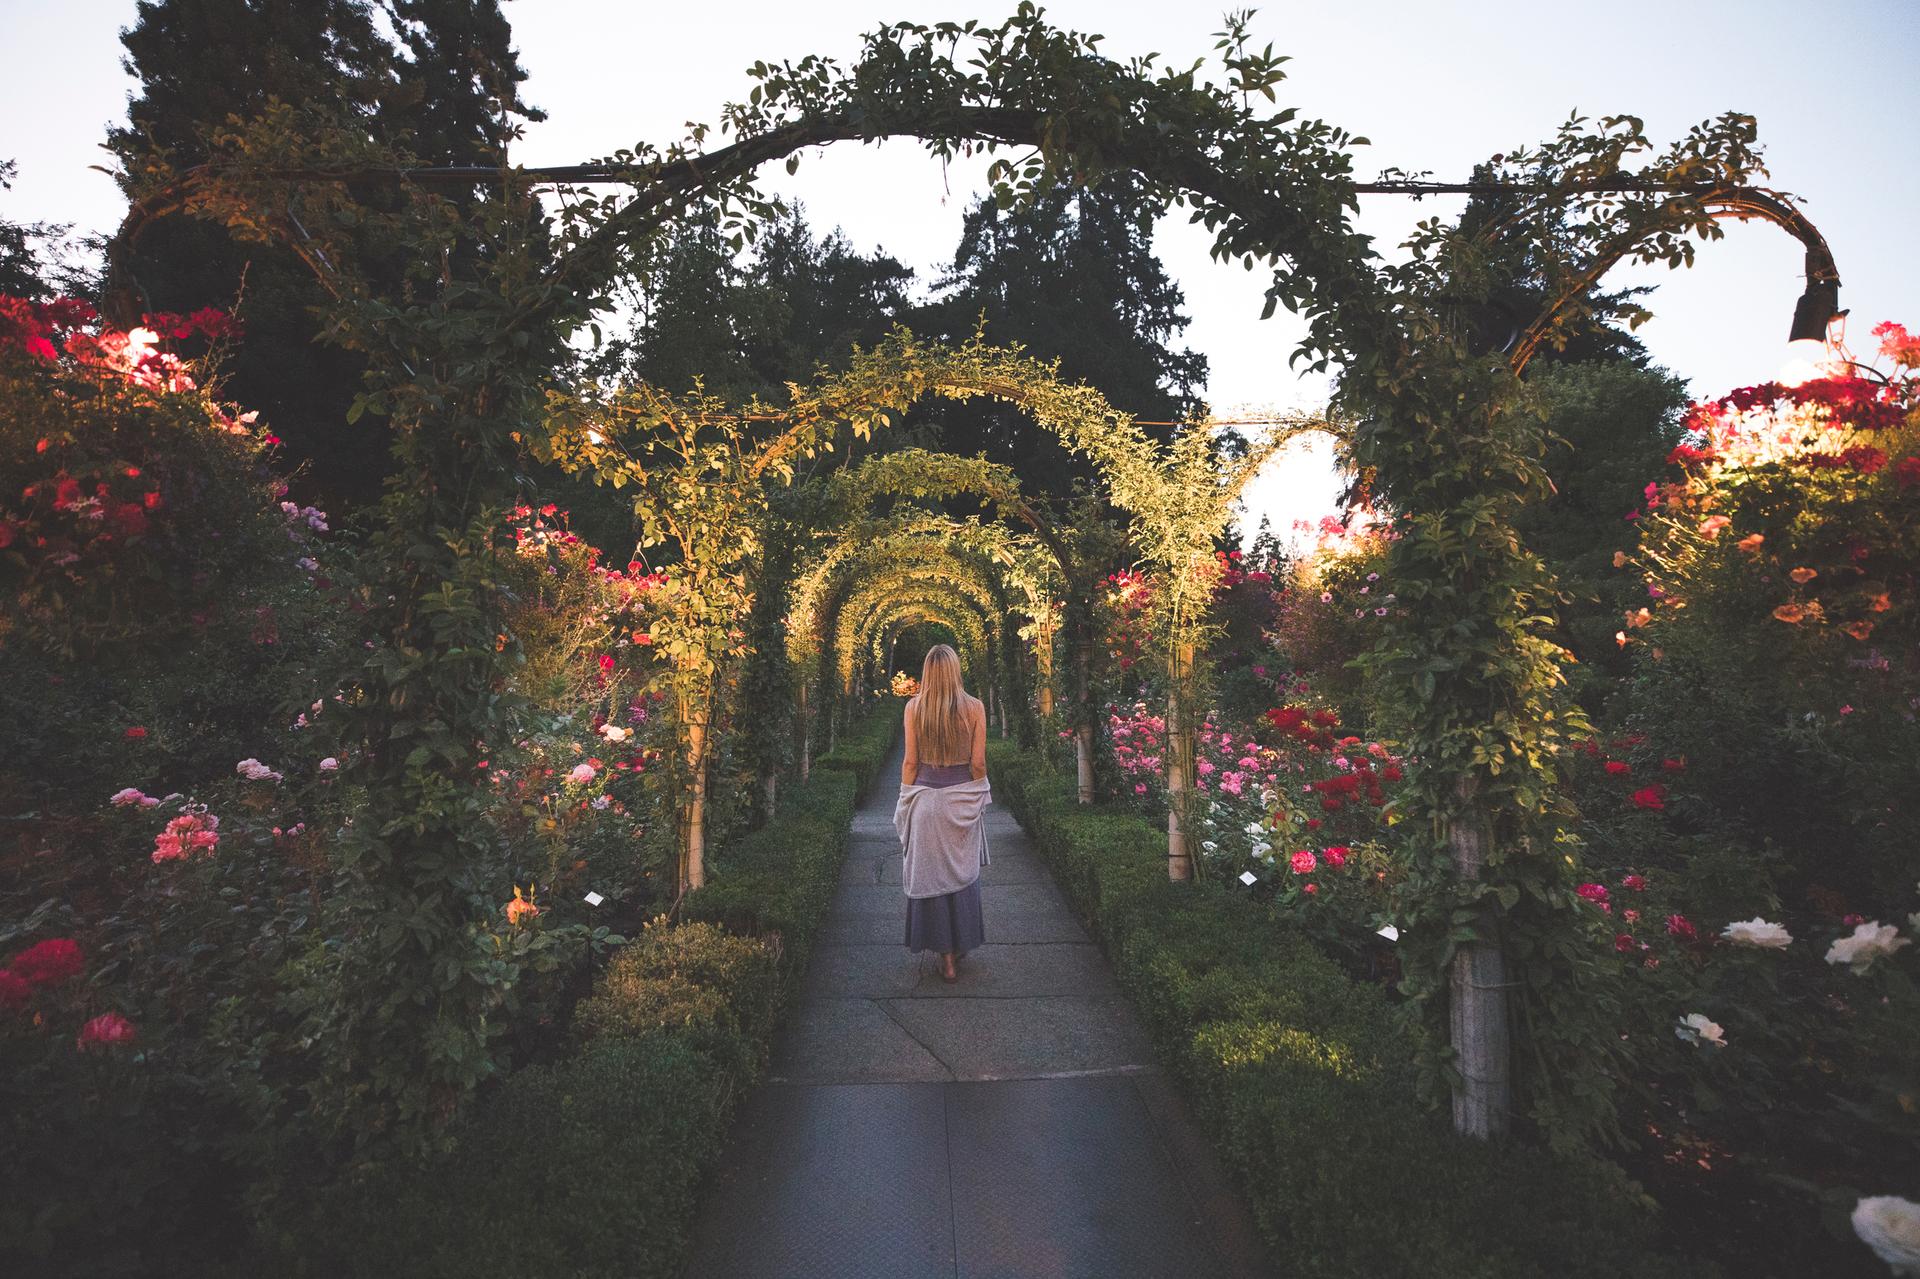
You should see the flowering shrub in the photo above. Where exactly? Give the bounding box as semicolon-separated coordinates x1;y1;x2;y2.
1106;690;1408;964
1618;326;1920;907
1558;333;1920;1269
1267;510;1396;712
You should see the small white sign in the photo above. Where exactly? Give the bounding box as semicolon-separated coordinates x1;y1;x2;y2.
583;891;605;907
1238;870;1259;886
1376;924;1400;942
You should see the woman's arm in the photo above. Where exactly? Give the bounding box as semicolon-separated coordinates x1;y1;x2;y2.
969;697;988;782
901;699;919;787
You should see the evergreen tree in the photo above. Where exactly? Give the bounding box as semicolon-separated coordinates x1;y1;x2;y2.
380;0;543;163
619;204;913;401
744;209;915;387
915;174;1208;499
0;161;61;300
107;0;539;508
1454;163;1653;368
1517;360;1687;712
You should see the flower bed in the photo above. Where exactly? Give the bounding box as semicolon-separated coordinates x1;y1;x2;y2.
988;740;1692;1279
293;710;897;1278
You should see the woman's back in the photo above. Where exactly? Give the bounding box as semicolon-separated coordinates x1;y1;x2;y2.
910;691;981;765
901;646;988;786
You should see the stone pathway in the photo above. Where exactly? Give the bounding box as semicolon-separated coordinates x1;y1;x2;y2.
684;740;1271;1278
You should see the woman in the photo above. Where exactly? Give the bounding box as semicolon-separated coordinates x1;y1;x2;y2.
893;644;990;983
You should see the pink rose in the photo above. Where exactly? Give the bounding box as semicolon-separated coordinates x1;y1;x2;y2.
77;1011;137;1050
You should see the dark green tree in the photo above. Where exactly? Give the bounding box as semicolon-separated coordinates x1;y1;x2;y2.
0;160;76;300
1516;361;1687;711
1452;162;1654;368
106;0;539;508
380;0;544;163
744;208;916;386
915;174;1208;499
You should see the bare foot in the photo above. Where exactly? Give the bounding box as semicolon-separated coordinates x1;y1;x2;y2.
940;953;958;983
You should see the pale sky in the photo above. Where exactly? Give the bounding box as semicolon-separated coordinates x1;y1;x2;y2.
3;0;1915;540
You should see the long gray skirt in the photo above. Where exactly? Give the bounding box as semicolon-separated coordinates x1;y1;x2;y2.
905;880;985;956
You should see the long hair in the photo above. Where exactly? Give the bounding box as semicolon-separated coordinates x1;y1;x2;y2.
911;644;970;763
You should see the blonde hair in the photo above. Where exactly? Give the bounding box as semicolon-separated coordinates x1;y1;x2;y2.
911;644;971;763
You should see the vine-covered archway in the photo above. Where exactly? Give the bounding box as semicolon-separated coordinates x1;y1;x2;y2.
110;7;1790;1142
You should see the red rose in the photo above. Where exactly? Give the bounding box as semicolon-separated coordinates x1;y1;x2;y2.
1665;914;1698;943
1613;933;1635;953
1604;761;1631;776
1622;874;1648;892
124;726;147;740
1631;785;1666;811
9;937;84;987
1576;883;1609;905
1894;456;1920;488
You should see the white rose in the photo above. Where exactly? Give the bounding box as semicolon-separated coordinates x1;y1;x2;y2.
1720;918;1792;949
1853;1196;1920;1276
1825;922;1911;975
1674;1012;1726;1048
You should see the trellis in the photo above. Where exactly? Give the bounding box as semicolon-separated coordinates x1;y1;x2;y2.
107;7;1798;1143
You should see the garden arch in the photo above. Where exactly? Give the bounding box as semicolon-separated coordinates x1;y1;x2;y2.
105;7;1813;1140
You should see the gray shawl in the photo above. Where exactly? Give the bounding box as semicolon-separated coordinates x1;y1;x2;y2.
894;777;992;898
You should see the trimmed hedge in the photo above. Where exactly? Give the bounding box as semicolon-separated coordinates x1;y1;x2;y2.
684;705;897;975
987;741;1700;1279
806;705;902;801
304;711;896;1279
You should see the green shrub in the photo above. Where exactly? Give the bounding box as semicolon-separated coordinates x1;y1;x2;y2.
575;919;780;1074
809;707;898;799
305;1035;727;1279
988;740;1697;1279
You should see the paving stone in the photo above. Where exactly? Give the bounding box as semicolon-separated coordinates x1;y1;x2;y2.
772;996;952;1083
804;942;1116;1001
947;1076;1228;1279
685;1082;955;1278
881;994;1155;1080
822;908;1085;946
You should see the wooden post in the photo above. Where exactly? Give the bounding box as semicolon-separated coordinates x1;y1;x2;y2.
1073;613;1095;804
1448;776;1511;1139
1165;640;1196;881
682;699;710;892
795;679;811;782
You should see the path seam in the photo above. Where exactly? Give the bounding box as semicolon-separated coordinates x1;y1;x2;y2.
873;996;958;1079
